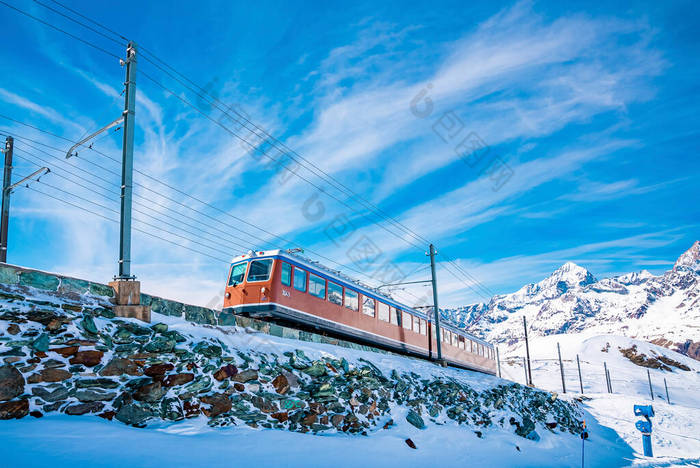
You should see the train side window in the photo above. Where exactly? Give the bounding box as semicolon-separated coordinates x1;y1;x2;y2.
328;282;343;305
412;316;420;334
362;296;375;317
402;311;412;330
377;302;390;322
459;338;465;350
280;262;291;286
344;289;358;311
389;307;399;325
419;319;427;335
309;274;326;299
228;261;248;286
452;333;458;347
293;268;307;292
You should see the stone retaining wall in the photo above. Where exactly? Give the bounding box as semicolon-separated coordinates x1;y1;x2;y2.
0;263;386;355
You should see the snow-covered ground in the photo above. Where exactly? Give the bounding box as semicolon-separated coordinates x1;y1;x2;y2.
0;309;698;466
501;334;700;465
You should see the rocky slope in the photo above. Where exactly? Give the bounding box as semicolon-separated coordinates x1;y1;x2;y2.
0;280;582;444
446;241;700;359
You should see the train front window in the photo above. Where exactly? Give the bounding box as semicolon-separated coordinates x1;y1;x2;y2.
293;268;307;292
328;282;343;305
309;274;326;299
228;262;248;286
362;297;375;317
344;289;358;311
281;262;291;286
247;259;273;282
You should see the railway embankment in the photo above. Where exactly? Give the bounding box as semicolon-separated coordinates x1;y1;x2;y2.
0;264;583;443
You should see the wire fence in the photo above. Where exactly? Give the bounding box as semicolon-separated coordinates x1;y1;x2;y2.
498;350;698;405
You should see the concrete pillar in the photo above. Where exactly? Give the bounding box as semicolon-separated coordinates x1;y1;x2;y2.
109;280;150;322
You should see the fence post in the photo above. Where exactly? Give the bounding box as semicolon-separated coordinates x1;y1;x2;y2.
647;369;654;401
576;354;584;394
557;342;566;393
496;346;502;378
664;378;670;404
607;366;613;393
603;362;609;393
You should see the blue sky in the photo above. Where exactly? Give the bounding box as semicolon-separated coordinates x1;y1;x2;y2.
0;0;698;308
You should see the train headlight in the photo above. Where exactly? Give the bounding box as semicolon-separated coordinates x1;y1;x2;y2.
225;292;231;299
261;287;268;295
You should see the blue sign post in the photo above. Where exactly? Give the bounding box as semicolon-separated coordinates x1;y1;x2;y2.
633;405;655;457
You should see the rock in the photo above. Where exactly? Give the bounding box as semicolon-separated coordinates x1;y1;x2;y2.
144;363;174;377
0;399;29;419
50;346;79;357
302;361;327;377
251;396;277;413
183;400;200;418
98;410;116;420
19;271;59;290
302;412;317;426
7;324;20;335
30;410;43;418
150;323;168;333
525;430;540;441
69;350;104;367
163;373;194;387
65;401;104;415
133;381;166;403
271;411;288;423
213;364;238;381
75;389;116;402
271;374;290;394
32;385;72;402
112;328;134;344
200;393;232;417
406;410;425;429
100;358;142;377
193;342;222;358
515;416;536;439
144;337;176;353
0;365;25;401
31;333;50;353
75;378;120;389
45;319;63;332
42;359;65;369
232;369;258;383
233;383;245;392
160;397;184;421
405;438;417;449
80;315;98;335
39;368;72;383
115;403;152;427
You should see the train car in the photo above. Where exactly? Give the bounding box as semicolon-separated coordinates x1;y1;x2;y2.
221;249;497;375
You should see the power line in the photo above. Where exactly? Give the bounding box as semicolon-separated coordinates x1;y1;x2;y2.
26;185;230;264
0;0;120;59
1;1;496;303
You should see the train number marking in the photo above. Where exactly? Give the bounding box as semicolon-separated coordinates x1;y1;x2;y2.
282;289;291;297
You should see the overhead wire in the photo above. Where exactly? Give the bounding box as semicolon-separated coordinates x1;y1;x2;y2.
2;1;497;302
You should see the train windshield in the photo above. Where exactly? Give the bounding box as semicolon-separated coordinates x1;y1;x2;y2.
248;259;273;282
228;262;248;286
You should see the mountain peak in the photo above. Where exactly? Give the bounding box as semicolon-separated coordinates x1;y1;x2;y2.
549;261;596;286
674;241;700;270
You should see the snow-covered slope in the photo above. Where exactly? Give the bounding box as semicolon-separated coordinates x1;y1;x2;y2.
446;242;700;359
500;334;700;461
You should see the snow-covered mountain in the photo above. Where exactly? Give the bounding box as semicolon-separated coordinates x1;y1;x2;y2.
445;241;700;360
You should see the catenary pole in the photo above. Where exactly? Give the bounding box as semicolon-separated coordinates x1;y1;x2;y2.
118;41;137;279
0;136;13;263
664;378;670;404
428;244;442;362
496;346;502;378
647;369;654;401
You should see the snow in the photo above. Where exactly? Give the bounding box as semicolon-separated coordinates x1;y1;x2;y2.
2;286;700;466
501;333;700;465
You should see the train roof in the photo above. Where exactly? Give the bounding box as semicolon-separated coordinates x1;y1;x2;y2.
231;249;493;348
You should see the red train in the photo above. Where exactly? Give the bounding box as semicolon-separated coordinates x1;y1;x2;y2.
222;250;496;374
